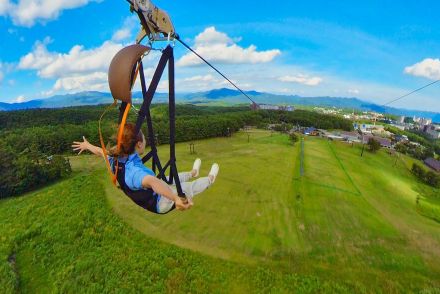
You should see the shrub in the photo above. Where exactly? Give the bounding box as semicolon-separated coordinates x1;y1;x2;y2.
368;138;381;153
289;133;299;144
411;163;440;188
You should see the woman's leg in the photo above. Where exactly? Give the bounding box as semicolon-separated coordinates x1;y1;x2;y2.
178;172;192;183
181;177;212;198
176;158;201;183
156;195;175;214
166;163;218;206
177;157;202;183
181;164;219;200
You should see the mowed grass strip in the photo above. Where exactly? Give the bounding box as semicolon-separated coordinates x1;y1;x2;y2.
302;137;359;195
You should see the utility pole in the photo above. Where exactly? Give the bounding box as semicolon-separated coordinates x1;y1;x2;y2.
361;135;365;157
189;143;195;154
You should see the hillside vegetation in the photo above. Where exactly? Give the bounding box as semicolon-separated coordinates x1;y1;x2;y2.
2;130;439;292
0;135;350;293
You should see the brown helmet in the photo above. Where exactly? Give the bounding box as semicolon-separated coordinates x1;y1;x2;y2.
108;44;150;103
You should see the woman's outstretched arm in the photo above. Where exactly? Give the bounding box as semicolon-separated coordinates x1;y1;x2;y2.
72;136;104;158
142;176;190;211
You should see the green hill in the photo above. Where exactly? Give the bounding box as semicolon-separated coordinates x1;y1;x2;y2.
1;131;439;293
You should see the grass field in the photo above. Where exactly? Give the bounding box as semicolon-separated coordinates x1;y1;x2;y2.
1;130;440;292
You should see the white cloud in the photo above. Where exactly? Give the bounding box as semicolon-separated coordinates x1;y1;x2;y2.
18;39;123;78
348;89;360;95
177;27;281;67
112;16;138;42
278;74;323;86
404;58;440;80
2;0;98;27
53;71;107;91
112;28;131;42
0;71;4;84
0;0;11;15
14;95;26;103
194;27;232;46
17;27;159;93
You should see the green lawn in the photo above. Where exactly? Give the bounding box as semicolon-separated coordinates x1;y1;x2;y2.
1;131;440;292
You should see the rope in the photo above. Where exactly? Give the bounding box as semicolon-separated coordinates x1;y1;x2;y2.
383;79;440;106
98;100;118;185
176;37;257;105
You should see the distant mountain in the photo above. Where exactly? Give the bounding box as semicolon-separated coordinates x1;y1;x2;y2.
1;88;439;122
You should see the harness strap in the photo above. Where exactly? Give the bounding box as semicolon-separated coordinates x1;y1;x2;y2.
100;61;139;186
113;102;131;185
99;99;118;185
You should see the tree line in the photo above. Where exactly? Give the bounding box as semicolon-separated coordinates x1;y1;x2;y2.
1;105;353;198
0;141;71;198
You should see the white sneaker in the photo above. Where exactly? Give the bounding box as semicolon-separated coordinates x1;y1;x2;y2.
192;158;201;177
208;163;219;184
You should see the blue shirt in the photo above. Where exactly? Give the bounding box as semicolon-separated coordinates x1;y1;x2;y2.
109;153;155;191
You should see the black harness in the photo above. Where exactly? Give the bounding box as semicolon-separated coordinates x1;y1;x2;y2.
114;160;175;214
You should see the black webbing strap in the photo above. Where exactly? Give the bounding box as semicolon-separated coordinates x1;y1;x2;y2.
134;46;171;133
127;45;185;198
118;102;128;124
167;48;184;194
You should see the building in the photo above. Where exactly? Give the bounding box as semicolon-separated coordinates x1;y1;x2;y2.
251;103;294;112
413;116;431;124
424;158;440;172
353;123;385;134
303;127;319;136
340;131;361;143
423;124;440;139
259;104;280;110
362;135;393;149
326;134;345;141
394;134;409;143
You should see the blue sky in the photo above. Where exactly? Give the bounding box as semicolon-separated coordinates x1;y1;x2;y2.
0;0;439;111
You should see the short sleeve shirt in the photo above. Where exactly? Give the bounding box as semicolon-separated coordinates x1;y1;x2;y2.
109;153;155;191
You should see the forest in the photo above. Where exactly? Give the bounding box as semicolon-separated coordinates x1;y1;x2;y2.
0;104;353;198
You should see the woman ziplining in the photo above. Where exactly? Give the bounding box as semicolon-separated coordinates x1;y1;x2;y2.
72;123;219;213
72;0;251;215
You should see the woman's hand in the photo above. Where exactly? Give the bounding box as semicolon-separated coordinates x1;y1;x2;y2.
72;136;91;155
174;197;191;211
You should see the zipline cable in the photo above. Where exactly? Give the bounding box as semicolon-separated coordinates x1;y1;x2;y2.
176;37;257;105
382;79;440;106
